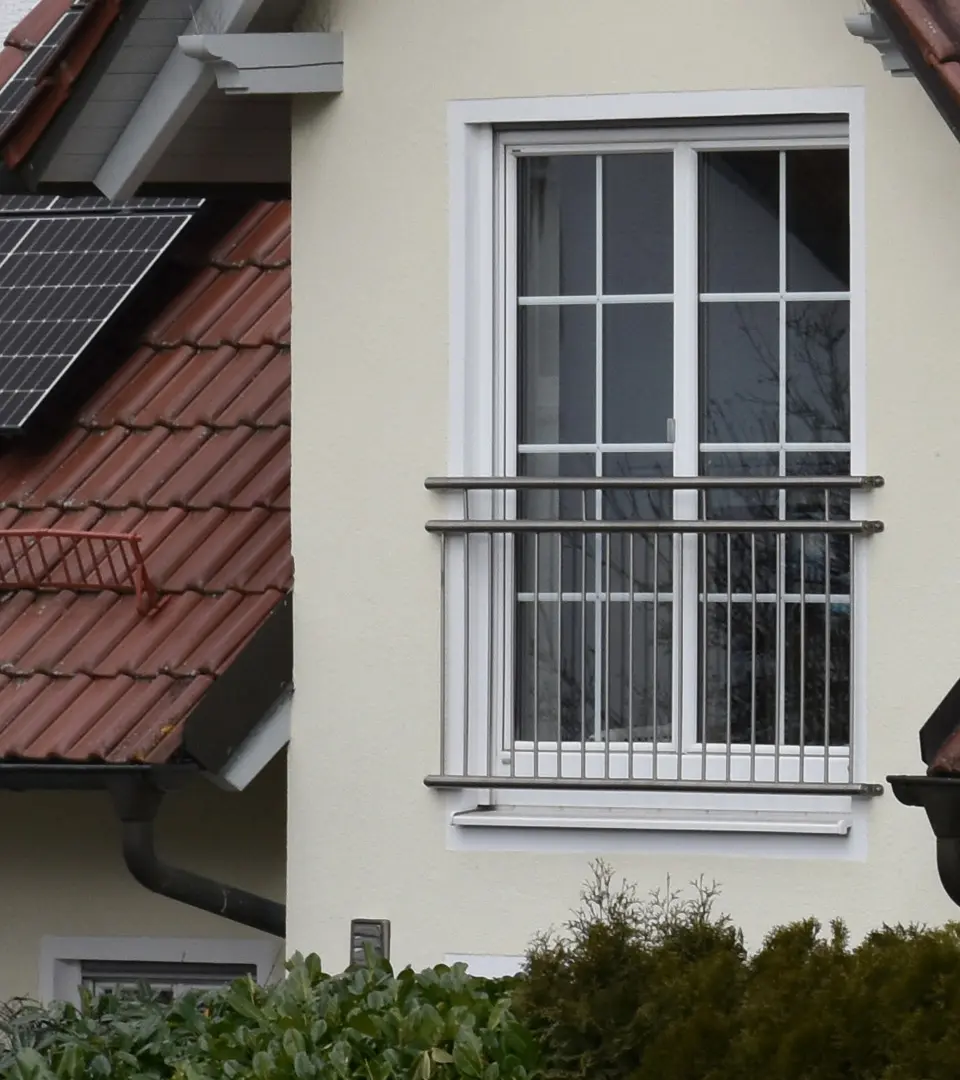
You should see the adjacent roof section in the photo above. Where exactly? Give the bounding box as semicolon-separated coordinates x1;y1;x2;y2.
870;0;960;141
0;200;291;763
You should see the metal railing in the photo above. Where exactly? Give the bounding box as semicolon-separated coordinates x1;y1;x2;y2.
424;475;885;797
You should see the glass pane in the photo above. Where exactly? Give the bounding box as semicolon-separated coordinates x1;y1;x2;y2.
602;452;673;592
785;452;851;519
519;306;595;444
700;453;778;596
701;599;777;744
699;151;779;293
519;155;596;296
516;600;596;742
786;149;849;292
605;601;672;742
784;601;851;747
603;303;673;443
700;302;779;443
785;300;849;442
602;152;673;295
517;453;596;594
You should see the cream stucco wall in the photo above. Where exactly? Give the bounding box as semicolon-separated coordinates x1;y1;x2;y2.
288;0;960;969
0;756;285;1001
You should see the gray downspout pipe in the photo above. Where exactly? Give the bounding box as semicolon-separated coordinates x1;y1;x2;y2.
110;776;286;939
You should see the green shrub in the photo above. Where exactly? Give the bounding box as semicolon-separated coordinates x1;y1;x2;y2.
0;954;539;1080
513;862;960;1080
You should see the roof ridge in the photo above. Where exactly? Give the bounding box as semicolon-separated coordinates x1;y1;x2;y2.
76;420;290;433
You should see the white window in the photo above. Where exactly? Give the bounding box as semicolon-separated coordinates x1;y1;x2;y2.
431;91;880;832
39;937;279;1005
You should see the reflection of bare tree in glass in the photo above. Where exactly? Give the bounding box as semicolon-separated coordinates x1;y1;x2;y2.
517;304;852;754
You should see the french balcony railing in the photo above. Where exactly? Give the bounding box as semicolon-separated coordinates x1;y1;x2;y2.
424;475;885;798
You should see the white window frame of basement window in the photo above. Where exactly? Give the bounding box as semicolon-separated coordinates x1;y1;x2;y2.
38;936;281;1005
444;88;868;836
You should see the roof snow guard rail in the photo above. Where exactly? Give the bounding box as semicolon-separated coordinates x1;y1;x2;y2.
0;529;158;613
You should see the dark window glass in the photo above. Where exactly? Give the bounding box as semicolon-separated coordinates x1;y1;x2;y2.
603;152;673;295
519;155;595;296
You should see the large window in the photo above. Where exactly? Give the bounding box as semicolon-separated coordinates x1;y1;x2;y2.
429;112;879;805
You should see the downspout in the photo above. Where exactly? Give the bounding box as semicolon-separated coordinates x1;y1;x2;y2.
110;776;286;939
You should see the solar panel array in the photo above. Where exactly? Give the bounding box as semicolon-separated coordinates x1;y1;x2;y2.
0;5;84;139
0;202;195;428
0;3;203;431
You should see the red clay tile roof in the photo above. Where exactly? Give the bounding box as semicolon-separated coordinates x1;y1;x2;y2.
0;200;291;763
0;0;121;169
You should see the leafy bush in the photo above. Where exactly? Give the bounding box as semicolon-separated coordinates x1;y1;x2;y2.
513;862;960;1080
13;865;960;1080
0;954;538;1080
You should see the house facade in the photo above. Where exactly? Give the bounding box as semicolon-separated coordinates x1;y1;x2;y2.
287;0;960;965
0;0;959;979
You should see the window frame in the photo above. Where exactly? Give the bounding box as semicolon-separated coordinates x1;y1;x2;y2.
444;88;867;835
38;936;280;1005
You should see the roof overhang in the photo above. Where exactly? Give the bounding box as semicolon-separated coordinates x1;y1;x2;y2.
7;0;339;197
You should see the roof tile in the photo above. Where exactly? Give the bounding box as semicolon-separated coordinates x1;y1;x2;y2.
0;201;292;763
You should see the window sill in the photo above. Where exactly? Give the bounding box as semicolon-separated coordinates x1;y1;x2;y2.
451;805;852;835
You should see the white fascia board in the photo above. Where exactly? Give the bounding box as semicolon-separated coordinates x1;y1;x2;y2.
94;0;268;201
215;690;291;792
178;32;343;95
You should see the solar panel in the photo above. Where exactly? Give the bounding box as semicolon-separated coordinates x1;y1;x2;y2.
0;6;84;139
0;196;203;215
0;209;192;429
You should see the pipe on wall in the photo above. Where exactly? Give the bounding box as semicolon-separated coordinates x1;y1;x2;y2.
110;776;286;939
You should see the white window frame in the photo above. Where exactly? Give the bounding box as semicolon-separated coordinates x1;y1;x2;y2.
445;88;867;837
38;936;281;1005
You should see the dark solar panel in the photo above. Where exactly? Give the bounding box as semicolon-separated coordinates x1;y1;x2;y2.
0;6;84;138
0;209;192;429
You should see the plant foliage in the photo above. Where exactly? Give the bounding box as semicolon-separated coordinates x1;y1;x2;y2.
0;953;538;1080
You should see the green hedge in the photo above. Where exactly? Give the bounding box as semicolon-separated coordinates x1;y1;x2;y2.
8;864;960;1080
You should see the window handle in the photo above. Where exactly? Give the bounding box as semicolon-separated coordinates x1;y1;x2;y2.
666;417;676;444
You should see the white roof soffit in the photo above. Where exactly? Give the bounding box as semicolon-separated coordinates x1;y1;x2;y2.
845;8;914;77
94;0;269;202
215;690;291;793
178;32;343;95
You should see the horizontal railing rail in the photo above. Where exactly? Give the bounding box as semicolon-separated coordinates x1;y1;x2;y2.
426;475;885;799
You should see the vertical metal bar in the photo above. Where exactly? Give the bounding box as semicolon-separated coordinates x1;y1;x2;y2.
487;520;496;780
557;531;563;779
440;532;447;776
676;529;684;776
604;533;612;781
700;532;708;782
651;533;659;781
628;531;636;780
580;493;587;781
848;529;856;783
799;532;806;784
774;530;782;784
725;532;732;782
463;492;471;778
824;489;832;781
533;531;540;779
750;533;757;783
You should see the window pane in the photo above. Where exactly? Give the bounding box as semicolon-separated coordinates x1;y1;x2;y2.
699;151;779;293
603;303;673;443
516;600;596;742
785;453;852;600
701;599;777;744
519;306;595;444
602;152;673;295
785;300;849;442
786;149;849;292
784;601;851;747
519;155;596;296
602;452;674;593
700;302;779;443
605;600;673;742
700;453;778;596
517;453;596;595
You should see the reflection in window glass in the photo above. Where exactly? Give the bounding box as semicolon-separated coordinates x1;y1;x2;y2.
603;152;673;295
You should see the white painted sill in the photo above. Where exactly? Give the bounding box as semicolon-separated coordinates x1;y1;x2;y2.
451;805;852;836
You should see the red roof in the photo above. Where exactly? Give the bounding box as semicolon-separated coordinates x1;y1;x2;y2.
0;200;291;762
